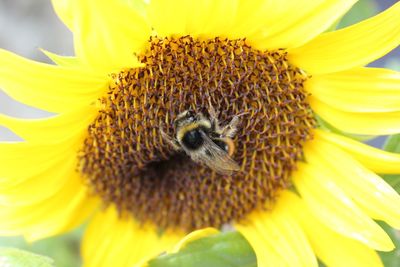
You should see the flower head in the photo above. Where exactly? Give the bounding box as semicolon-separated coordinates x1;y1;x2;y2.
1;1;400;266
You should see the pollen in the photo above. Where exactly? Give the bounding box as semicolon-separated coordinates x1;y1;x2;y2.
79;36;316;231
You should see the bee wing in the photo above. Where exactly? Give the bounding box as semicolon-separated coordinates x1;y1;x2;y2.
192;131;241;175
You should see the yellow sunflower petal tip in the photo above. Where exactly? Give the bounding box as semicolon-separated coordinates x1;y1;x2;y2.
171;228;220;253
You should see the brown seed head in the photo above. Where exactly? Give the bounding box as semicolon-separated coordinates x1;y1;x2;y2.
79;36;316;231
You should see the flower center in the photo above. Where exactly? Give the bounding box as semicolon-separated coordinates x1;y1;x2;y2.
80;36;315;231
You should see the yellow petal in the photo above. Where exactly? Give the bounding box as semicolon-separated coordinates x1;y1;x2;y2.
0;153;76;206
0;139;80;179
71;0;149;73
148;0;356;47
0;49;107;113
147;0;190;37
235;196;318;267
40;49;81;68
235;222;285;267
250;0;358;50
316;129;400;174
230;0;322;41
0;179;98;241
192;0;239;38
0;121;82;203
306;67;400;112
0;106;97;144
306;136;400;229
0;155;66;189
289;2;400;74
0;140;81;228
147;0;239;38
51;0;74;29
284;191;384;267
293;161;394;251
225;0;279;39
310;97;400;135
82;206;183;267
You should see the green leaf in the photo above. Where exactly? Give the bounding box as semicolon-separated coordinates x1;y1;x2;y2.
315;115;375;142
384;174;400;194
0;226;83;267
383;134;400;154
0;247;54;267
148;231;257;267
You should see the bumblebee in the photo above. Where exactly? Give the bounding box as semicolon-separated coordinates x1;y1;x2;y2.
162;106;241;175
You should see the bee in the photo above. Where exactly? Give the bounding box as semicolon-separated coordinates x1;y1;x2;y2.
161;105;241;175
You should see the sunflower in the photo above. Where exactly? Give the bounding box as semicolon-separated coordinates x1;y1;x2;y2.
1;0;400;266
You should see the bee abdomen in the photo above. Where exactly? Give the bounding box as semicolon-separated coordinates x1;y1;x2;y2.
212;138;235;156
212;139;229;152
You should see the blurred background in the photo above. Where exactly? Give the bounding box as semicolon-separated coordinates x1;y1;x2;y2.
0;0;399;266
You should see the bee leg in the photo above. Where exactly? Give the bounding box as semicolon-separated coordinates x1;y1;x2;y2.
160;130;181;151
221;116;239;138
207;99;221;131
